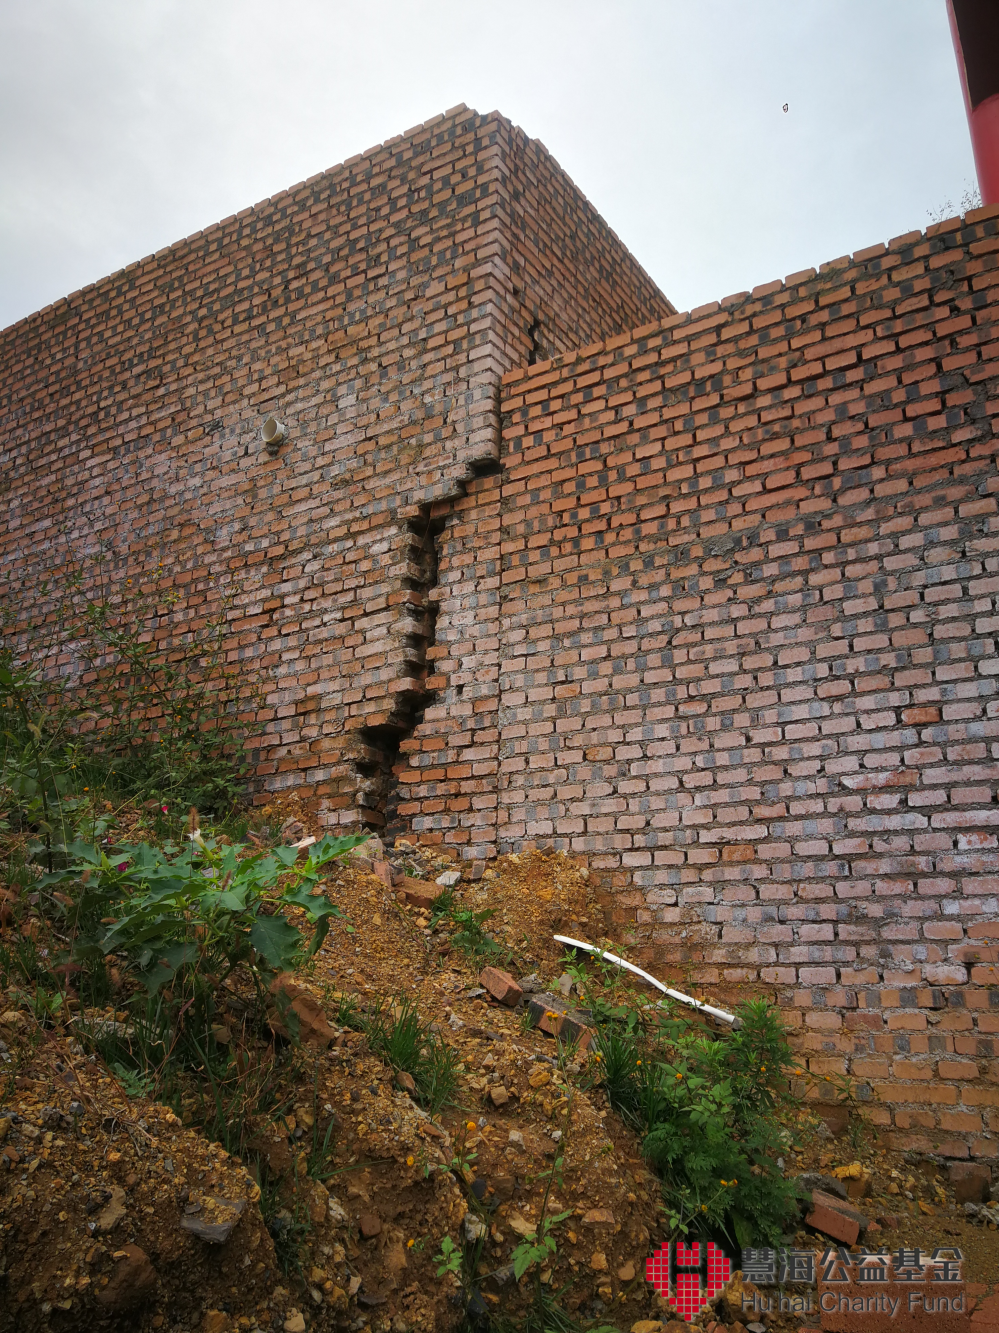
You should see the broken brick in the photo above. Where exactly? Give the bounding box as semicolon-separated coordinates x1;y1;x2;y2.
805;1190;868;1245
479;967;522;1007
402;882;437;911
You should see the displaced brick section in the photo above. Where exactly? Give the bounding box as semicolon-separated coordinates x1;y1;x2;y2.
400;205;999;1149
0;105;671;838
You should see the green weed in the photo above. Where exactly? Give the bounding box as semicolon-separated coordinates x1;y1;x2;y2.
448;906;508;964
110;1062;156;1099
363;996;459;1115
586;991;798;1246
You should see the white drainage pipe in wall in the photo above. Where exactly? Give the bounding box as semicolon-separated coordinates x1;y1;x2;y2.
553;934;741;1029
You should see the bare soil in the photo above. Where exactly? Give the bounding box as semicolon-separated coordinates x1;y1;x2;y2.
1;815;996;1333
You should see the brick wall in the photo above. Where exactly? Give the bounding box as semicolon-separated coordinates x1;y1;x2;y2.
0;105;671;835
5;103;999;1149
401;205;999;1154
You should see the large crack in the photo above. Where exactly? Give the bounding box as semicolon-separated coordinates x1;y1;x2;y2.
352;507;446;835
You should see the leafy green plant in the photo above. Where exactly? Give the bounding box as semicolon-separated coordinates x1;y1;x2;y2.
262;1178;314;1277
448;1119;479;1177
0;656;84;869
435;1235;463;1280
510;1209;573;1281
448;906;509;964
1;550;266;821
110;1062;156;1099
60;555;264;818
47;829;365;999
587;992;798;1246
19;987;68;1025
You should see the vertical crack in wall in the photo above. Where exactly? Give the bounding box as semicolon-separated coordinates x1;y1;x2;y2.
352;507;446;834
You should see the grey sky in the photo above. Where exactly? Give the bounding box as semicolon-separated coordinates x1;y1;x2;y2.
0;0;978;332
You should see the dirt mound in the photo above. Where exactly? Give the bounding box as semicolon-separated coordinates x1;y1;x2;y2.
0;1028;276;1332
0;843;674;1332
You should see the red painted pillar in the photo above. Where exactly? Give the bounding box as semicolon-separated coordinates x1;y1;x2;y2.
948;0;999;206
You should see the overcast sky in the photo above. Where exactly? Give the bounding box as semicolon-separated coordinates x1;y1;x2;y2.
0;0;979;331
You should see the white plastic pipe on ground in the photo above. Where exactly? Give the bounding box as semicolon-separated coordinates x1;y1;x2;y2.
553;934;741;1029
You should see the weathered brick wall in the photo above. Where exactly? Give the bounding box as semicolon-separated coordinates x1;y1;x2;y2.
0;105;671;834
401;206;999;1155
5;102;999;1149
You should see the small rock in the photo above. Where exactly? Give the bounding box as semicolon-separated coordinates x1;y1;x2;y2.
492;1175;516;1201
358;1211;382;1238
352;835;384;859
308;1182;329;1225
479;967;523;1008
464;1214;487;1243
384;1240;409;1284
268;974;338;1046
556;973;574;997
95;1185;127;1233
617;1261;636;1281
582;1208;615;1227
590;1251;607;1271
95;1244;157;1313
507;1131;525;1150
284;1314;307;1333
489;1086;510;1108
964;1200;999;1225
517;974;541;993
395;1071;417;1096
508;1213;535;1237
328;1195;349;1226
466;988;487;1000
180;1196;246;1244
202;1313;231;1333
280;817;306;844
435;870;461;888
630;1323;663;1333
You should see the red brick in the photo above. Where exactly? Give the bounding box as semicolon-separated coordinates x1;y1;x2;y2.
805;1190;866;1244
479;967;523;1007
